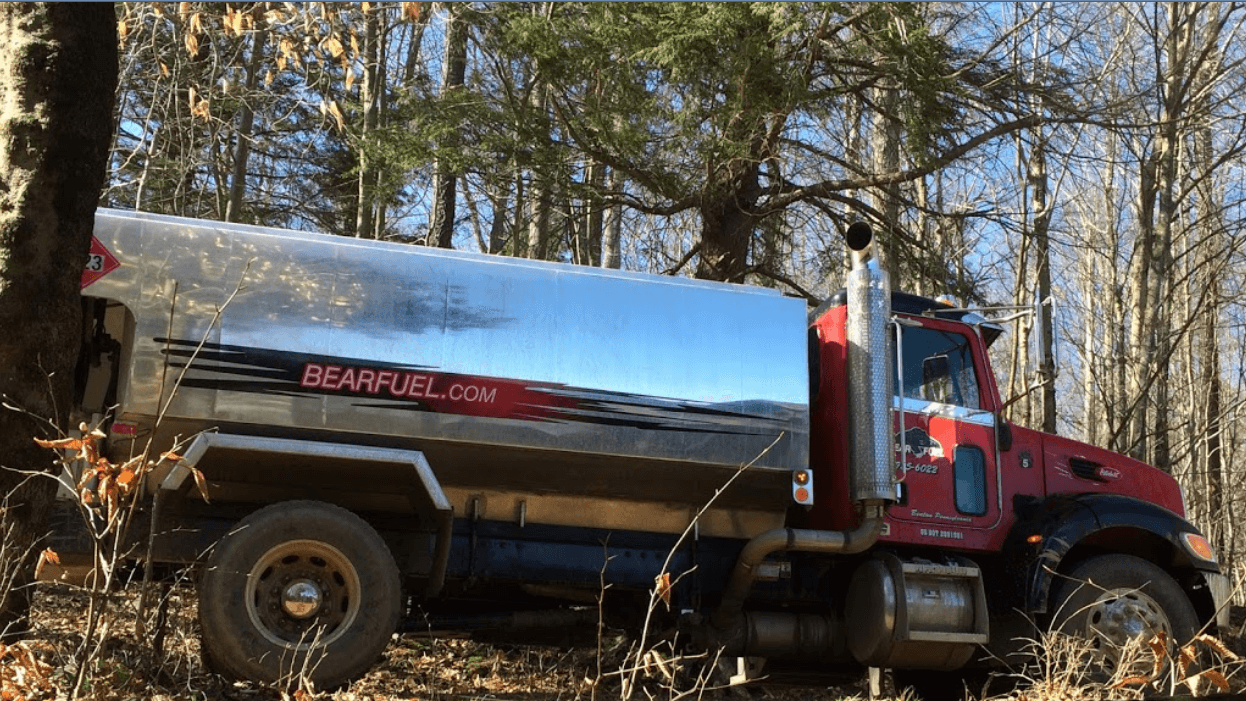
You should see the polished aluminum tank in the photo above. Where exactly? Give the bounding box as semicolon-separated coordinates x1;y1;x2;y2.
83;210;810;538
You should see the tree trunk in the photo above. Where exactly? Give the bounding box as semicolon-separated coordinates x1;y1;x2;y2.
225;27;267;224
1027;135;1057;434
601;167;621;269
870;82;902;281
695;185;757;282
1125;147;1158;461
431;3;467;249
0;3;116;634
354;7;381;239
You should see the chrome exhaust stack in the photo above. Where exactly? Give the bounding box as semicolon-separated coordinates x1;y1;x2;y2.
844;221;896;504
711;222;894;636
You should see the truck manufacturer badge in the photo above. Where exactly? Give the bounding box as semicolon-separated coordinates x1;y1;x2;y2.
895;426;944;459
81;237;119;288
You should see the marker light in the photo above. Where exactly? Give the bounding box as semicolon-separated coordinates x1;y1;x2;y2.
1026;534;1043;544
792;470;814;505
1182;533;1216;562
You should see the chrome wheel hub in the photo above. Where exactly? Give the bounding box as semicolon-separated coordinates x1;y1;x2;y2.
282;579;323;619
244;539;362;650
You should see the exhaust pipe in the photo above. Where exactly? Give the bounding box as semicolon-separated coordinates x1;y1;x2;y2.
845;221;895;504
712;222;894;630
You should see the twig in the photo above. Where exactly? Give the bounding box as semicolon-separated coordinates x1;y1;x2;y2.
622;433;785;701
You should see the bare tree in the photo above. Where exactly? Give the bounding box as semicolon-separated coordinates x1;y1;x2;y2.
0;3;116;632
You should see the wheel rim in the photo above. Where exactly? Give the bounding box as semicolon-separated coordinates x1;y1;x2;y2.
1082;587;1173;676
244;539;362;650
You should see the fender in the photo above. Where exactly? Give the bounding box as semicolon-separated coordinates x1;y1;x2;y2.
160;433;454;597
1007;493;1219;615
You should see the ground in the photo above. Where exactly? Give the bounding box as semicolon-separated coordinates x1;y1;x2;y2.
17;583;868;701
9;583;1245;701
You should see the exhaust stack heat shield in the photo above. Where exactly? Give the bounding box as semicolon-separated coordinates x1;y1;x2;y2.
845;223;896;504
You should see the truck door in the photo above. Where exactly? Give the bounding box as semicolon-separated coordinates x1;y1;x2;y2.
886;317;1001;547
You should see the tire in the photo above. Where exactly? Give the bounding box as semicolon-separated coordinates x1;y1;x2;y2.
1049;554;1199;684
198;501;401;689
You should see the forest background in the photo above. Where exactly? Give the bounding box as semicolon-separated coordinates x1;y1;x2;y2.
107;1;1246;583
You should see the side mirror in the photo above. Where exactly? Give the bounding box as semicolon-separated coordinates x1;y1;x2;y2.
997;416;1013;452
922;355;950;384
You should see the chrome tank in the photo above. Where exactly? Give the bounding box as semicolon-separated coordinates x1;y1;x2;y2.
82;210;809;538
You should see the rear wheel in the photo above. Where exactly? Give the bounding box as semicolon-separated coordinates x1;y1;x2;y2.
1049;554;1199;685
199;501;401;689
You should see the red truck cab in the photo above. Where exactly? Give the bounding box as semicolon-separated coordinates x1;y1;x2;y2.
808;289;1225;632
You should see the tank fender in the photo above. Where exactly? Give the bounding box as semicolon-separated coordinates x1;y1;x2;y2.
1008;493;1221;618
161;433;454;596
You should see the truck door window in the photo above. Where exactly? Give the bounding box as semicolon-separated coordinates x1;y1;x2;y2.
895;326;980;409
954;445;988;515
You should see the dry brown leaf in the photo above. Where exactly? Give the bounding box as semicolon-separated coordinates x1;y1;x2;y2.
1178;642;1195;679
403;2;422;22
1146;630;1168;678
654;572;672;608
117;18;129;41
184;32;200;58
1109;675;1151;689
189;466;211;503
1196;669;1231;692
115;467;136;491
39;548;58;566
32;436;86;452
1193;633;1240;660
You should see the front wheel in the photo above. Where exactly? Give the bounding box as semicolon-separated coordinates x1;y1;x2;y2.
199;501;401;689
1049;554;1199;685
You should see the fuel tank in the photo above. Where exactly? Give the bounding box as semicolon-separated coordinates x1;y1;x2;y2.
82;209;810;538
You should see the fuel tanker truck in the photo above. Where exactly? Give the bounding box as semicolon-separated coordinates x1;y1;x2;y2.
47;208;1229;690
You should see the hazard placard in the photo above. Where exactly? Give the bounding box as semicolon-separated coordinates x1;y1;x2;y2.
81;236;119;288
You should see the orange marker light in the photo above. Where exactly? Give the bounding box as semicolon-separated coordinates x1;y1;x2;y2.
1183;533;1215;561
792;470;813;505
1026;534;1043;544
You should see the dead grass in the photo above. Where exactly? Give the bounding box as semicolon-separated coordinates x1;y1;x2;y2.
20;583;874;701
14;583;1246;701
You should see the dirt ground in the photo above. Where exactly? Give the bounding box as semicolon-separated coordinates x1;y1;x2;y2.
16;583;870;701
11;583;1246;701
